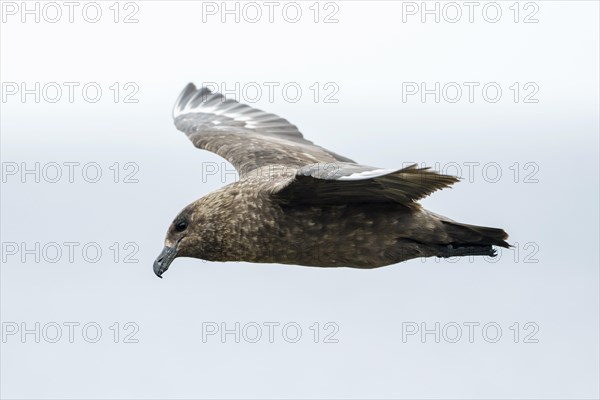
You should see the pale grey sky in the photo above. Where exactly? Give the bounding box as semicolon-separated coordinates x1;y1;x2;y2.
1;1;599;399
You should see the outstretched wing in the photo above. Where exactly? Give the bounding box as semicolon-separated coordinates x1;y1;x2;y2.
173;83;459;204
173;83;355;176
271;163;460;205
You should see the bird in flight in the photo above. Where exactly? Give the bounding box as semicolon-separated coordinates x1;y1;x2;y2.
154;83;509;278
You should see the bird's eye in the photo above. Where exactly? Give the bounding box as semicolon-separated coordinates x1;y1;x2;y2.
175;220;188;232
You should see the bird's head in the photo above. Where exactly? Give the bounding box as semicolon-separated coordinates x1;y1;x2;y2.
153;202;207;278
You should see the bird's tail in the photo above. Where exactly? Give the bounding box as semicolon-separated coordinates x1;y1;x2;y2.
442;220;509;247
435;220;510;258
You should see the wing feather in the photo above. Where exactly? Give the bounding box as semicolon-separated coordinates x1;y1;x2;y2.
173;83;459;205
173;83;355;175
272;163;459;205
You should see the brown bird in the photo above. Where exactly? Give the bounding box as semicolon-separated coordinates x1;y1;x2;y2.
154;83;509;278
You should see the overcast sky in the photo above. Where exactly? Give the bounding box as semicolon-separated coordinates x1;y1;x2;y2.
1;1;599;399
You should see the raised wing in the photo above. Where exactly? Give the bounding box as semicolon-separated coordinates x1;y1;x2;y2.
271;163;459;205
173;83;355;176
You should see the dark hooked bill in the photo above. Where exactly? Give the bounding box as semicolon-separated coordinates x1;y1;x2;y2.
153;239;181;278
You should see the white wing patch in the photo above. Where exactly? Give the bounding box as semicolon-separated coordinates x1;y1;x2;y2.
337;168;396;181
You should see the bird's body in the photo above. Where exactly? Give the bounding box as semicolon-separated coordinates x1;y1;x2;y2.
154;84;509;277
179;168;505;268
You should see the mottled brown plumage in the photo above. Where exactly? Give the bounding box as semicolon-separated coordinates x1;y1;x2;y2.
154;84;509;277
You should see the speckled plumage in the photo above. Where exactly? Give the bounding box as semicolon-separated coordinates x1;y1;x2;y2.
153;84;509;277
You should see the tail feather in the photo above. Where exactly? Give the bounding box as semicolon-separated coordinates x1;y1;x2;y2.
441;220;510;249
437;244;498;258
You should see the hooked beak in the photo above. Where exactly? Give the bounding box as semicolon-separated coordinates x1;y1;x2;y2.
153;239;180;278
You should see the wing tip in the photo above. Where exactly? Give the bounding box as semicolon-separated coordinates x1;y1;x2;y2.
172;82;197;119
171;83;305;140
173;82;219;120
392;164;460;202
400;164;460;186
